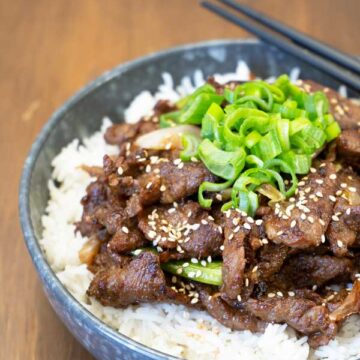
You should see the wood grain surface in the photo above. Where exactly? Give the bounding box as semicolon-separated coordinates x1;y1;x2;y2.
1;0;359;359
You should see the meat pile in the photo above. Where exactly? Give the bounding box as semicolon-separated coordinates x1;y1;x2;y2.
77;81;360;348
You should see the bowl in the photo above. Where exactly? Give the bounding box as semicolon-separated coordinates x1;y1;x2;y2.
19;39;355;360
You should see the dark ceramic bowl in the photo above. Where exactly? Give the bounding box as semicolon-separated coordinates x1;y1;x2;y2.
19;39;357;360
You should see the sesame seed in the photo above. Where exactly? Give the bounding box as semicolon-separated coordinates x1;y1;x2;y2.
277;291;283;297
247;217;254;224
121;226;129;234
245;278;249;287
188;271;195;278
195;270;202;278
315;191;323;198
321;235;326;243
201;260;207;267
232;218;240;226
288;291;295;297
319;219;325;226
336;190;343;196
332;215;340;222
160;185;167;192
220;245;224;251
244;223;251;230
237;295;242;302
176;268;183;274
329;195;337;202
165;143;172;150
307;216;314;224
290;220;296;228
349;187;357;193
315;179;324;185
329;174;337;180
298;181;305;186
340;183;348;189
216;194;222;201
301;213;307;220
168;208;176;214
337;240;343;248
171;276;177;284
201;219;208;225
191;156;198;162
261;238;269;245
178;163;184;169
310;167;316;173
267;293;275;298
346;208;351;215
183;262;189;268
190;298;199;304
255;219;263;226
117;167;124;175
234;226;240;233
252;266;258;273
146;182;152;189
207;256;212;263
277;230;283;236
148;230;156;239
173;159;181;165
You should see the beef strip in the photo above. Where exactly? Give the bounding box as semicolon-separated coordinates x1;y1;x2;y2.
157;160;217;204
104;100;176;146
197;285;266;332
107;226;148;254
327;168;360;256
138;201;223;259
76;177;110;237
88;251;168;307
301;80;360;130
264;162;337;248
337;129;360;169
245;296;337;347
220;210;249;300
256;243;290;280
89;244;131;274
272;254;353;290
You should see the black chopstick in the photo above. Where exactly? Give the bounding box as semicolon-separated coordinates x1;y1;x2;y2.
201;1;360;92
218;0;360;76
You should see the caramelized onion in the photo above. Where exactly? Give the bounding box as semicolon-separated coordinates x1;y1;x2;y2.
329;280;360;321
79;236;101;265
257;183;285;206
135;125;201;150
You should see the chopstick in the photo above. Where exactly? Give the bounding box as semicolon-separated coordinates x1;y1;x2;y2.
218;0;360;76
201;1;360;92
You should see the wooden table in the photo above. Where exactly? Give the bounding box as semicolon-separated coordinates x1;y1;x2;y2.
1;0;359;358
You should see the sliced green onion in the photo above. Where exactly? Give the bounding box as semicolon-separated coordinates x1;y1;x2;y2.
201;102;224;142
178;93;224;125
180;134;201;162
198;139;246;180
289;118;311;136
159;111;181;128
198;179;233;208
251;129;282;161
279;151;311;174
325;121;341;142
245;130;262;148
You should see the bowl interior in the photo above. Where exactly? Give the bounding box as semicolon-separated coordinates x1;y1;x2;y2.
21;39;358;359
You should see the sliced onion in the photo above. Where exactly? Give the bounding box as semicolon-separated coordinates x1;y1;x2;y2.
329;281;360;321
257;183;285;206
135;125;201;150
79;236;101;265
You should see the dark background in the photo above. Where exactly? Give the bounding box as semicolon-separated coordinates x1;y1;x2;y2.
1;0;359;358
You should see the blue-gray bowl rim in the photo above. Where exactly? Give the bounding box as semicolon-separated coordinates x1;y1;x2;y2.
19;38;263;360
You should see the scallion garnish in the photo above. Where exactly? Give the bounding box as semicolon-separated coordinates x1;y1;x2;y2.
160;75;342;214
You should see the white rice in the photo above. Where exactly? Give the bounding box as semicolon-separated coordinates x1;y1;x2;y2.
41;64;360;360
